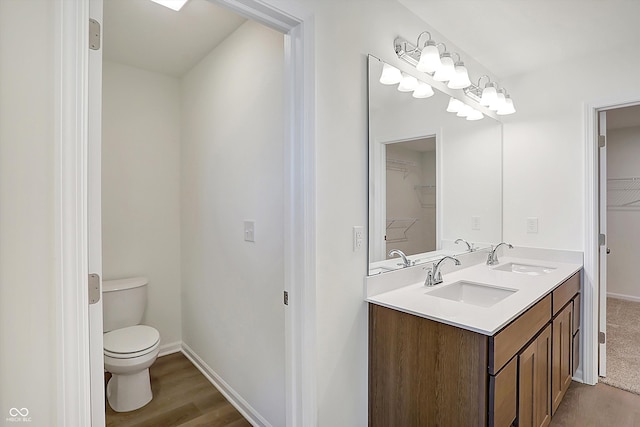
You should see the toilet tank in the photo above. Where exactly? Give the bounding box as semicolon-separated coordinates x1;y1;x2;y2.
102;277;149;332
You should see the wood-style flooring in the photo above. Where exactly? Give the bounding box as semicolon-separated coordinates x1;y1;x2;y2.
105;352;251;427
551;381;640;426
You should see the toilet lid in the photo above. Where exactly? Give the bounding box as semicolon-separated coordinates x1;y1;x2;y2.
104;325;160;355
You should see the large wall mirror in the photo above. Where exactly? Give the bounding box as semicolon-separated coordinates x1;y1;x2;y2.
368;55;503;275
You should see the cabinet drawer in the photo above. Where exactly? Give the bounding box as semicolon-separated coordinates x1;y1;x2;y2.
573;293;581;334
489;295;551;375
553;272;580;316
489;357;517;427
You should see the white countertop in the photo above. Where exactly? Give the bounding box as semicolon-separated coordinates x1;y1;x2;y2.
366;256;582;336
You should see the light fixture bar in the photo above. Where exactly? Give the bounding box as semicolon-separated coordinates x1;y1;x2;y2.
394;35;514;114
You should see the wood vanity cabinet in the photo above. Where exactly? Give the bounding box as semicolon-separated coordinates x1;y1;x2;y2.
369;271;581;427
551;302;573;414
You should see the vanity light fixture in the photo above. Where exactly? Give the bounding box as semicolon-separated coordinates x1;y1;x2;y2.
456;104;473;118
413;81;435;98
489;88;507;112
379;63;403;85
466;109;484;121
447;53;472;89
150;0;189;11
416;32;442;73
446;97;464;112
445;96;484;120
497;94;516;115
397;72;419;92
394;35;516;115
477;76;497;106
433;47;456;82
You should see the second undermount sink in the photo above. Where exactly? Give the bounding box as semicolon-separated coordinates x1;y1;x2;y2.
426;280;518;308
493;262;556;276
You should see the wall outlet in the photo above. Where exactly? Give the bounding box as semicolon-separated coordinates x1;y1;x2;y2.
471;216;481;231
244;220;255;242
353;226;364;252
526;217;539;234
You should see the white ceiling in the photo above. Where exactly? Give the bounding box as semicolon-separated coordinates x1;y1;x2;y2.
103;0;246;77
398;0;640;79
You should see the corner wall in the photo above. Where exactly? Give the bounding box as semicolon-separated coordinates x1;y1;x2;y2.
101;60;182;347
502;47;640;250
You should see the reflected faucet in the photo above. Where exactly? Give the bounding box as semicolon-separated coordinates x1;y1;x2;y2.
424;256;461;287
455;238;474;252
487;242;514;266
388;249;411;267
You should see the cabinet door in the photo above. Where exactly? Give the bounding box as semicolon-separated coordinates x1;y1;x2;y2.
489;357;517;427
552;303;573;414
518;324;552;427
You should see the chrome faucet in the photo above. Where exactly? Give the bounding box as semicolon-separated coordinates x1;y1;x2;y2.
455;238;474;252
388;249;411;267
487;242;514;265
424;256;461;287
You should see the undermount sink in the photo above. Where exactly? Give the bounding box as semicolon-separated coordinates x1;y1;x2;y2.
493;262;556;276
426;280;518;308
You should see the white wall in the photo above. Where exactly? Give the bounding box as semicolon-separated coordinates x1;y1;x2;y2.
180;21;285;426
606;125;640;299
502;47;640;250
306;2;499;425
0;0;56;424
102;60;182;347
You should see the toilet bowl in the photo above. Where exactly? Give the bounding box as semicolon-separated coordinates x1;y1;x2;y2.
104;325;160;412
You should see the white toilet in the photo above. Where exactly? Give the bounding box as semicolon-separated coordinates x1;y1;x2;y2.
103;277;160;412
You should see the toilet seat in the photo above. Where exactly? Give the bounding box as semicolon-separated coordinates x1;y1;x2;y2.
104;325;160;359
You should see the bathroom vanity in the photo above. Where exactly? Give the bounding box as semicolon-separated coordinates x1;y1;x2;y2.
367;257;581;427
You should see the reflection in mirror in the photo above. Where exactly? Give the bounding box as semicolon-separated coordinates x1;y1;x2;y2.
386;137;436;257
368;55;503;275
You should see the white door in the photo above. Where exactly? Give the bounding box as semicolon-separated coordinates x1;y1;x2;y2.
89;0;106;424
598;110;608;377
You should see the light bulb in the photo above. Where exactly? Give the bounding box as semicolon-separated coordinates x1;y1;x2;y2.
466;109;484;121
397;73;418;92
480;83;497;106
413;81;434;98
433;53;455;82
497;95;516;115
446;97;463;113
379;63;402;85
416;40;441;73
456;104;473;117
490;90;506;111
447;61;471;89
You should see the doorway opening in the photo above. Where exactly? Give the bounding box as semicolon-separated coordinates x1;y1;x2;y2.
100;0;287;424
53;0;316;425
596;104;640;395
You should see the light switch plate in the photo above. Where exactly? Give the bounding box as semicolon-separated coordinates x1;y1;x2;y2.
471;216;481;231
244;220;255;242
526;217;539;234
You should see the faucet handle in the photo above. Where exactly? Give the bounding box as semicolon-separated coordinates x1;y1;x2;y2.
423;266;434;287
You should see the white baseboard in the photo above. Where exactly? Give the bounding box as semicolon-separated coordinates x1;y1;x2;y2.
607;292;640;303
158;341;182;357
180;343;271;427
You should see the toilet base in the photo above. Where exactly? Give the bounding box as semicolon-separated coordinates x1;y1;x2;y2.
106;368;152;412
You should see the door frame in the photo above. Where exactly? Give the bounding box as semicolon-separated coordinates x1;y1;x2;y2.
584;96;640;385
55;0;317;425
